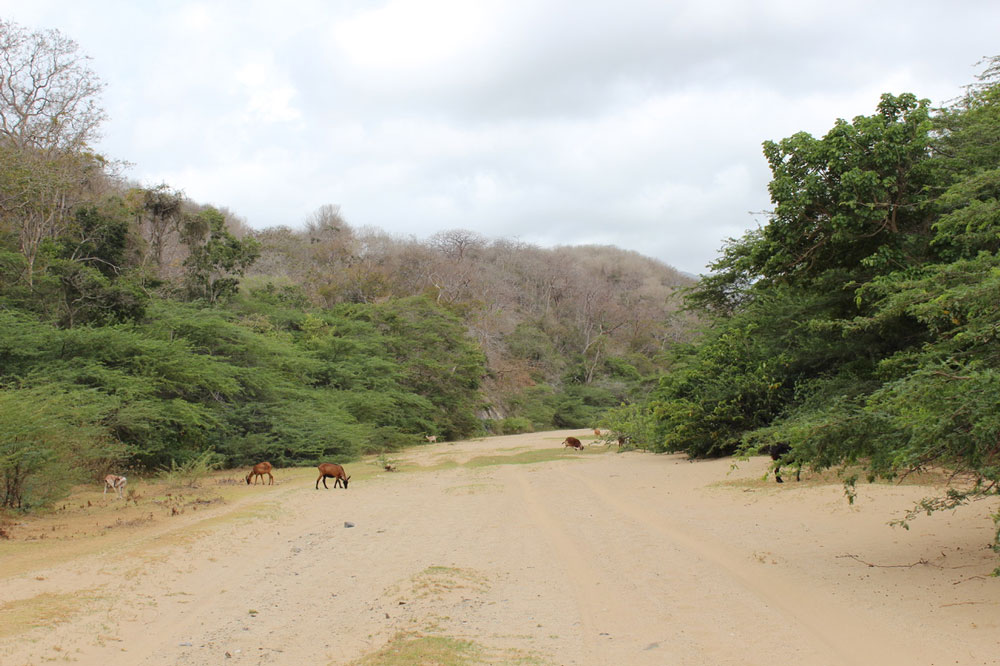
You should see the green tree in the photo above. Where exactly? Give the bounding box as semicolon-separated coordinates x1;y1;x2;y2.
642;59;1000;564
350;296;486;439
181;207;260;303
0;385;123;509
691;93;938;313
657;94;939;457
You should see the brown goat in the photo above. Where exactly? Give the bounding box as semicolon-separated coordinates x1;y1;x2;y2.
425;435;438;443
316;463;351;490
246;461;274;486
562;437;583;450
594;428;602;437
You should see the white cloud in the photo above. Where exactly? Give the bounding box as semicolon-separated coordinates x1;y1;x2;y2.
177;3;214;32
332;0;499;72
234;54;302;124
0;0;996;275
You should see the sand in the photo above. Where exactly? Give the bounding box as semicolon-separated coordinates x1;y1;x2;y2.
0;429;997;665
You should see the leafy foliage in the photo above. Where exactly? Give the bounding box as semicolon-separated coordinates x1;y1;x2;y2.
646;57;1000;562
0;291;490;504
0;385;123;509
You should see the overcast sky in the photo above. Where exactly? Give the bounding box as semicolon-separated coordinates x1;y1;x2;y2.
1;1;997;274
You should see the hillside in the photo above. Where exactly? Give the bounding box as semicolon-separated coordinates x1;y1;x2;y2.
244;217;695;423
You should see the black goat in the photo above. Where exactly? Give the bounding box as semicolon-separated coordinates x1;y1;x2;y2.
766;443;800;483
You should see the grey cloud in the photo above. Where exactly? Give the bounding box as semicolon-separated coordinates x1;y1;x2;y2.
0;0;997;275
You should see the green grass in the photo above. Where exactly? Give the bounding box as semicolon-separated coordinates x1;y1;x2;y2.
350;633;481;666
464;448;590;468
349;631;544;666
0;590;102;638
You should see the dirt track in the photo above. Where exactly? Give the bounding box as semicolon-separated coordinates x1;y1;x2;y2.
1;430;998;665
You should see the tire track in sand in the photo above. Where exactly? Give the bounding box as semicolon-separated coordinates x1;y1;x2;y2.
514;470;632;664
561;466;914;666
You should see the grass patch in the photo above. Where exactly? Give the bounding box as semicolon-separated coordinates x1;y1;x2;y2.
410;566;490;600
350;632;543;666
443;483;502;496
410;460;462;473
350;632;481;666
464;448;579;468
384;566;491;604
0;590;101;638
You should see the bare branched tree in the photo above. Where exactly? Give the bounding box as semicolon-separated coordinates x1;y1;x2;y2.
0;20;107;286
429;229;486;262
135;184;185;271
0;20;106;152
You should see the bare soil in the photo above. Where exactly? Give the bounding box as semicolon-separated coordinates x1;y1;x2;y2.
1;430;998;665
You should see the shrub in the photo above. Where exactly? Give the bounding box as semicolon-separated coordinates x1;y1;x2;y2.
497;417;533;434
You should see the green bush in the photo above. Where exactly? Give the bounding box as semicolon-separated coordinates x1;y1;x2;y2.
0;386;124;509
496;417;533;434
552;384;616;428
157;449;224;488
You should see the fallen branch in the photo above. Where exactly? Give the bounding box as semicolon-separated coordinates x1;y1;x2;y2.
836;553;938;568
951;575;989;586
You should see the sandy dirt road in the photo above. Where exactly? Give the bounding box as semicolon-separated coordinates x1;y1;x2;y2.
1;430;998;665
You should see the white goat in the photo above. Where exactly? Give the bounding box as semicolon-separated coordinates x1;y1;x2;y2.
104;474;127;499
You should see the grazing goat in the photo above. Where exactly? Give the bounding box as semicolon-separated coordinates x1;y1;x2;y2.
617;435;631;448
563;436;583;450
425;435;438;443
104;474;127;499
766;443;800;483
316;463;351;490
246;461;274;486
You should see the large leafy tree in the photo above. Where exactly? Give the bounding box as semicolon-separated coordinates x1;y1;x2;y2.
181;207;261;303
692;93;938;314
646;59;1000;564
658;94;939;456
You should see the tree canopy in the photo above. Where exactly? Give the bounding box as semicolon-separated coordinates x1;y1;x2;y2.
640;57;1000;565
